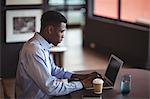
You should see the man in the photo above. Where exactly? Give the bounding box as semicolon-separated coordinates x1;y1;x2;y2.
15;11;99;98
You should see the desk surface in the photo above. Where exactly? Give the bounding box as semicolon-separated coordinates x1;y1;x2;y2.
52;68;150;99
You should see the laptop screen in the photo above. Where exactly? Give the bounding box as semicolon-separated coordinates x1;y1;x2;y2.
105;55;123;85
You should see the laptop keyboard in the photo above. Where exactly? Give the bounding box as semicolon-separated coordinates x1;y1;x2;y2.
103;78;111;87
104;81;110;87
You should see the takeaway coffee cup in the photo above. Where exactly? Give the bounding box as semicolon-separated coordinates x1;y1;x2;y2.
93;78;104;94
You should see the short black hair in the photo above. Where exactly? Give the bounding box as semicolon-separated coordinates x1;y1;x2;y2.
41;10;67;29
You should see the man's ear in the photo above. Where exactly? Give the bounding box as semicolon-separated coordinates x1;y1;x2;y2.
44;25;53;34
48;25;53;34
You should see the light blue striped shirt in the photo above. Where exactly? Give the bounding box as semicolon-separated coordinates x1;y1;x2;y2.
15;33;83;99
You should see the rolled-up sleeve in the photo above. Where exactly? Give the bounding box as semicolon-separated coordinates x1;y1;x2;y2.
49;51;73;79
50;57;72;79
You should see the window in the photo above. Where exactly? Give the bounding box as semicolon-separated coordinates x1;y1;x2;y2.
93;0;150;25
94;0;118;19
121;0;150;23
48;0;64;5
48;0;85;26
66;0;85;5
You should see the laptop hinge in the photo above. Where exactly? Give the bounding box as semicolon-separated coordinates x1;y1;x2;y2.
104;76;113;86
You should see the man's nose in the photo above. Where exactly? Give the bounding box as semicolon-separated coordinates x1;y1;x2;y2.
62;34;64;38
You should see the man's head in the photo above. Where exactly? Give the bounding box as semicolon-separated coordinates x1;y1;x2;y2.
40;11;67;46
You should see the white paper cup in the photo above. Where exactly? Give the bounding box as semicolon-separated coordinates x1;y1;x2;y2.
93;78;104;94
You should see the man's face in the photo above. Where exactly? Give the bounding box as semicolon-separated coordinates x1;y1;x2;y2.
48;22;66;46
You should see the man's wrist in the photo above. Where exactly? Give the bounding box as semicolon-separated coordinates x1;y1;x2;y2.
71;74;80;80
80;80;85;89
71;74;77;78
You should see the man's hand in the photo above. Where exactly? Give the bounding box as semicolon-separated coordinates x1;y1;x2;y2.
71;72;102;88
71;72;101;80
80;75;96;88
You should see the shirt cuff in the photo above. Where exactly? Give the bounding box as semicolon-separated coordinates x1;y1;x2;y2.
73;81;83;89
64;72;72;79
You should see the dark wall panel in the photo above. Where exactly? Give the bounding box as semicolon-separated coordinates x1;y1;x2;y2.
83;18;150;69
1;44;23;78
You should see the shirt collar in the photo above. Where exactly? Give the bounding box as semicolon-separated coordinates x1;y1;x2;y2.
34;33;53;51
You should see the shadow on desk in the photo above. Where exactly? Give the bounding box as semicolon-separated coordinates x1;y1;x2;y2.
50;94;72;99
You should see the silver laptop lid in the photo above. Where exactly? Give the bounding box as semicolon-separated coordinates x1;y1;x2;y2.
104;54;124;86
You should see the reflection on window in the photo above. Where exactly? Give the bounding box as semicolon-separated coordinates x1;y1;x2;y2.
48;0;85;26
66;0;85;5
121;0;150;23
94;0;118;19
67;10;85;25
48;0;64;5
48;0;85;6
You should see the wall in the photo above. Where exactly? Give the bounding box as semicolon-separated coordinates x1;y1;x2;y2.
1;1;23;78
0;0;47;78
83;17;150;69
0;0;2;78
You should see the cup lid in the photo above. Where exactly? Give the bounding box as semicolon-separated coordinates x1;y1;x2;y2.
93;78;104;84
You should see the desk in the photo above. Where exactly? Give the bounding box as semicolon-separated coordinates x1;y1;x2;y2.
50;46;67;67
52;68;150;99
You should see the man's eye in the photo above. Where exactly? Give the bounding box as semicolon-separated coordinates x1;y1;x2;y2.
60;30;64;33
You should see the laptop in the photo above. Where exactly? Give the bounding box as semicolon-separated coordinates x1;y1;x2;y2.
101;54;124;89
87;54;124;90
